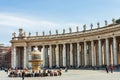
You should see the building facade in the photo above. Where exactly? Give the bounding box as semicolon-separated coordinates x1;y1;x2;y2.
0;45;11;68
11;19;120;68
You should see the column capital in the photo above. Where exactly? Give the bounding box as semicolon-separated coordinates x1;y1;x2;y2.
105;37;109;39
113;36;116;38
90;40;94;42
24;45;27;47
98;38;101;40
63;43;66;45
49;44;52;46
42;45;45;47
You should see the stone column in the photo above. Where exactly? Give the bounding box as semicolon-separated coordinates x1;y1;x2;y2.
56;44;59;67
113;37;117;66
12;46;16;68
98;39;102;66
28;46;32;68
105;38;110;66
77;42;80;67
49;45;52;68
11;49;13;68
45;47;48;67
70;43;73;66
63;44;66;67
42;45;46;67
91;41;94;66
84;41;87;66
24;46;27;68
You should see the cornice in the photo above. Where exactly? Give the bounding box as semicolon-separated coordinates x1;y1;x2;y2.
11;24;120;43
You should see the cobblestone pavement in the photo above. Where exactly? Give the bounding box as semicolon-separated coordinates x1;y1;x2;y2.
0;69;120;80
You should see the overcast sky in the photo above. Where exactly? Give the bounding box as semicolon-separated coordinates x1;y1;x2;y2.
0;0;120;46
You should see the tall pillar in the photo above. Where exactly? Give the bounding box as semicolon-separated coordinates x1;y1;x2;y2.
56;44;59;67
105;38;110;66
24;46;27;68
28;46;32;68
70;43;73;66
84;41;87;66
63;44;66;67
91;41;94;66
42;45;46;67
113;37;117;66
12;46;16;68
77;42;80;67
98;39;102;66
110;43;113;65
46;47;49;67
49;45;52;68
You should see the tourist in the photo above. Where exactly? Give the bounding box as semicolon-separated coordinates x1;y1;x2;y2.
109;64;114;73
105;65;109;73
65;67;68;72
22;70;25;80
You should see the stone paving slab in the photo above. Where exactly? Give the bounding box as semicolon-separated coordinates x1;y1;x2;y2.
0;70;120;80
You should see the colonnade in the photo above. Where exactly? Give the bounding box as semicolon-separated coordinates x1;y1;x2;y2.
11;36;120;68
47;37;117;68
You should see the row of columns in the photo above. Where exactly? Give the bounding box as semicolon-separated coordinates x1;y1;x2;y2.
11;37;118;68
11;46;27;68
42;37;118;68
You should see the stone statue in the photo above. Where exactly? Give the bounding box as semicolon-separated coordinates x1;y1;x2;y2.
105;20;107;26
12;32;16;37
112;18;115;24
76;26;79;32
29;32;31;36
97;22;100;28
63;29;65;34
69;27;72;33
18;28;24;37
23;32;26;36
42;31;45;36
90;24;93;30
49;30;51;35
56;30;58;34
83;24;86;31
36;32;38;36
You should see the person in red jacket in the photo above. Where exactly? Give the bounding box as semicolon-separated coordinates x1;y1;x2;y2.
110;64;114;73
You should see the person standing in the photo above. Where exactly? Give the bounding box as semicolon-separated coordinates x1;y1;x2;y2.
22;71;25;80
65;67;68;72
105;65;109;73
110;64;114;73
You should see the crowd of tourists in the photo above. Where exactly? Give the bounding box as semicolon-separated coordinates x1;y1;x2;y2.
2;64;120;78
7;68;62;77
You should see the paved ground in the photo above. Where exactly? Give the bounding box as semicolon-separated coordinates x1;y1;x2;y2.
0;69;120;80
